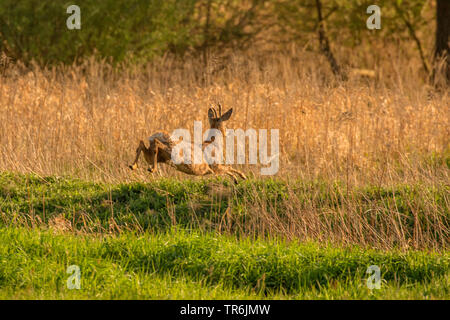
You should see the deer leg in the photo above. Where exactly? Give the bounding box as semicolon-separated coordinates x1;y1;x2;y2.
153;138;170;153
229;168;247;180
225;171;239;184
148;138;170;173
205;167;215;176
147;142;159;173
129;140;146;170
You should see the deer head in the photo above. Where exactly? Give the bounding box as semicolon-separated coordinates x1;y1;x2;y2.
207;103;232;142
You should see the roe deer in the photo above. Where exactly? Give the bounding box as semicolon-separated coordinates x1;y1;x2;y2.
128;131;214;176
128;104;246;183
205;104;247;182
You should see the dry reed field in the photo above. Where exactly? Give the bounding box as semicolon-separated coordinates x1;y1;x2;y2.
0;46;449;250
1;47;448;183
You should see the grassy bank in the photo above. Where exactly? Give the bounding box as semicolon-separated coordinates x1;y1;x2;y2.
0;227;448;299
0;172;448;249
0;172;448;299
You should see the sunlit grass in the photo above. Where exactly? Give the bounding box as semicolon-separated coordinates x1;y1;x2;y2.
1;172;448;249
0;227;448;299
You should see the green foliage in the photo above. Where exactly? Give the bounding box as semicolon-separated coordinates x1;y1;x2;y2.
0;0;266;66
273;0;430;46
0;0;433;66
0;0;202;65
0;227;448;299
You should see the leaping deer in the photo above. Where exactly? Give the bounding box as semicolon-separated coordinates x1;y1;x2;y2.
128;104;247;183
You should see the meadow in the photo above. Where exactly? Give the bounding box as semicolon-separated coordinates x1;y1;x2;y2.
0;227;448;299
0;46;448;299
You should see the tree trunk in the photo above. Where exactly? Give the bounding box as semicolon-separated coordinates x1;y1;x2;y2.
434;0;450;83
315;0;346;80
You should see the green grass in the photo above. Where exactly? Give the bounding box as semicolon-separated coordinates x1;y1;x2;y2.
0;227;448;299
0;172;448;247
0;172;448;299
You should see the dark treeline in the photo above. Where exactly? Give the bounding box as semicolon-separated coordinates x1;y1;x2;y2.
0;0;448;82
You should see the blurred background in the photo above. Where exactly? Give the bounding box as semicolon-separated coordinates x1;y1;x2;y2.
0;0;448;82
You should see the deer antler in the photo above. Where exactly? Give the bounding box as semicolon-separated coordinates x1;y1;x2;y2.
217;103;222;117
210;104;218;118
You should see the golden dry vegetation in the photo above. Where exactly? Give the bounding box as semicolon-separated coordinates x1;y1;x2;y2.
1;47;448;184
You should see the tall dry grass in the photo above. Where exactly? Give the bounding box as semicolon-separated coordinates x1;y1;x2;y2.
0;46;448;185
0;45;448;249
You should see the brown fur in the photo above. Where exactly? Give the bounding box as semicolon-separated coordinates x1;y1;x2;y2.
205;104;247;182
129;104;246;183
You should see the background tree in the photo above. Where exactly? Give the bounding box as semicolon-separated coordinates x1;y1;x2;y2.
434;0;450;83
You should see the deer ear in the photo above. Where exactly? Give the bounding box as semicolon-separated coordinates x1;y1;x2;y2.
220;108;232;121
208;108;216;119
